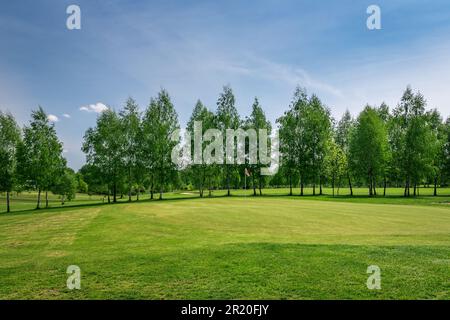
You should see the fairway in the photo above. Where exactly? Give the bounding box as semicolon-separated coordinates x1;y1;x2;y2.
1;196;449;299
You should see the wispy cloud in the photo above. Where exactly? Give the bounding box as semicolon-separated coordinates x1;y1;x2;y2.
242;56;344;99
63;113;71;118
80;103;109;113
47;114;59;122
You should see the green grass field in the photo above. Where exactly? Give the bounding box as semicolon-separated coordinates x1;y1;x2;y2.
0;188;449;299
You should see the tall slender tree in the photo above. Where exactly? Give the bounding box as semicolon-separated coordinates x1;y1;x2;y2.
0;111;21;212
277;108;297;195
335;110;354;195
82;109;124;203
392;87;435;196
142;89;179;199
216;85;240;196
17;107;66;208
349;106;388;196
245;97;271;195
186;100;215;197
304;94;332;195
120;98;142;202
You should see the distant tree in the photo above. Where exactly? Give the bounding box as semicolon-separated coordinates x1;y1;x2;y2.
245;97;271;196
277;107;297;195
186;100;215;197
17;107;66;209
349;106;388;196
335;110;354;195
79;164;108;197
216;85;240;196
442;117;450;187
119;97;142;202
51;168;77;205
290;87;309;195
0;111;21;212
75;172;88;194
425;109;445;195
376;103;392;196
326;139;346;197
304;94;332;195
142;89;179;199
392;87;436;196
82;109;124;203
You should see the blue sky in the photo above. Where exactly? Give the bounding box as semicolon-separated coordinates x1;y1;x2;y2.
1;0;450;170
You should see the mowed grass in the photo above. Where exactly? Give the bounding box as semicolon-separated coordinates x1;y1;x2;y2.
0;192;449;299
1;186;449;214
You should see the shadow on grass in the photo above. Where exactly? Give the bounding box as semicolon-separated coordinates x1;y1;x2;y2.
1;190;449;216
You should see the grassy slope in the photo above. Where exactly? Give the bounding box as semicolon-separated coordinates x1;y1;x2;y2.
0;194;449;299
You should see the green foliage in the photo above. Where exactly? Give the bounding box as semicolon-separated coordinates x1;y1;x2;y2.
390;87;439;195
16;107;66;208
50;168;77;204
82;108;125;202
325;139;346;196
349;105;388;195
142;89;180;199
277;87;332;195
0;111;21;212
186;100;216;197
216;85;240;195
245;97;271;195
120;97;144;201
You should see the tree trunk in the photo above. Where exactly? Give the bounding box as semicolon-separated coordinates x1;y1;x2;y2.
413;182;417;197
128;167;132;202
434;176;437;196
6;191;10;213
200;179;204;198
404;179;408;197
373;178;377;196
313;181;316;196
319;176;323;195
300;174;303;196
252;174;256;196
113;181;117;203
208;176;212;197
107;189;111;203
45;191;49;208
36;188;41;209
289;173;292;196
226;166;231;196
150;177;154;200
348;173;353;196
369;174;373;196
332;176;335;197
383;176;387;196
136;190;139;201
258;175;262;196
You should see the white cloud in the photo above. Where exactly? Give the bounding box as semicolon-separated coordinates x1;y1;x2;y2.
63;113;71;118
47;114;59;122
79;102;109;113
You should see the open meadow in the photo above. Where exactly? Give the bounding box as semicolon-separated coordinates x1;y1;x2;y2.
0;188;449;299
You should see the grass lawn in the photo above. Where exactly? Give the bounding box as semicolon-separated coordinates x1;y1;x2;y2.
0;190;449;299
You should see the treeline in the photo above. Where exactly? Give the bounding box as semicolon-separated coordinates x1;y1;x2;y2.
276;86;450;197
0;108;85;212
1;85;449;212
